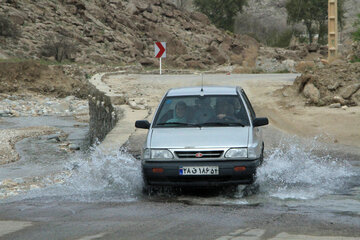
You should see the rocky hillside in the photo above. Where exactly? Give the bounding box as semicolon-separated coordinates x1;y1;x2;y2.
0;0;259;70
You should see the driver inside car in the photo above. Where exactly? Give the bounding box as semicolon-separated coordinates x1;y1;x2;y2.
166;101;188;123
212;99;237;122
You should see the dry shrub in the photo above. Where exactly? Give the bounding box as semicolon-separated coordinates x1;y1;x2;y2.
41;35;78;62
0;15;20;38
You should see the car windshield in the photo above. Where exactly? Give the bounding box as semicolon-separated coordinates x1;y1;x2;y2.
153;95;250;127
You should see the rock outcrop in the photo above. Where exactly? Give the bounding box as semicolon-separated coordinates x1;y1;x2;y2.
0;0;259;70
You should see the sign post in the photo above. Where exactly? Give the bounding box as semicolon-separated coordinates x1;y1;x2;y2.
328;0;338;62
155;42;166;75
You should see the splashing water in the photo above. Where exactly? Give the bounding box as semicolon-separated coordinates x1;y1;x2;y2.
2;135;359;206
256;136;357;200
3;146;143;203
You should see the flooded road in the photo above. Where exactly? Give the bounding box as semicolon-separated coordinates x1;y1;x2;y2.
0;116;359;239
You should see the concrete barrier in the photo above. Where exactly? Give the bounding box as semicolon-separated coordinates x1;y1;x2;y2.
87;72;148;152
87;72;125;144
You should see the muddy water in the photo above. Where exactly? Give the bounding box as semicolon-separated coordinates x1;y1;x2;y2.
0;121;359;220
0;116;89;197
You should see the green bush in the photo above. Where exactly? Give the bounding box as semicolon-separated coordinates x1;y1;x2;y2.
353;14;360;42
351;55;360;63
193;0;247;32
267;29;294;48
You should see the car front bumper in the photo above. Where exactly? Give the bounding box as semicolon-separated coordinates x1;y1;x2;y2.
142;159;261;187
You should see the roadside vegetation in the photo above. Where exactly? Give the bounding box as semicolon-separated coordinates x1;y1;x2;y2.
352;14;360;62
285;0;345;45
193;0;247;32
0;14;20;38
41;34;78;63
195;0;345;48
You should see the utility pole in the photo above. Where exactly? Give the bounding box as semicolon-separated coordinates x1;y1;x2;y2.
328;0;338;62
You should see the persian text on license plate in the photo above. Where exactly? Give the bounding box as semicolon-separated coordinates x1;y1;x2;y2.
179;166;219;176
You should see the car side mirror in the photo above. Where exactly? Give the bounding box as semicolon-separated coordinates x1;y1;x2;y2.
253;117;269;127
135;120;151;129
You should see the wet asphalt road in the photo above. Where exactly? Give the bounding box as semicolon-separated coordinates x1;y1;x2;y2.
0;124;359;239
0;198;360;240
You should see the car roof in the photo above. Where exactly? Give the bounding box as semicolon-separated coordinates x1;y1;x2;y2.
166;86;242;97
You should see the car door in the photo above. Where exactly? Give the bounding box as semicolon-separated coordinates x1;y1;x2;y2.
240;89;263;159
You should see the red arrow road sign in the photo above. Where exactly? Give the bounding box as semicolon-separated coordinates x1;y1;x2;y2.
155;42;166;58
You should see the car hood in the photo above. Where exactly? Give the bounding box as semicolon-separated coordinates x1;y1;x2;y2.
150;127;249;149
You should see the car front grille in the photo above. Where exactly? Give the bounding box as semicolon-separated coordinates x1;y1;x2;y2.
175;151;224;159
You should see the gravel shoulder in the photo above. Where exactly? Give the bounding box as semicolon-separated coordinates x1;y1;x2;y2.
242;79;360;152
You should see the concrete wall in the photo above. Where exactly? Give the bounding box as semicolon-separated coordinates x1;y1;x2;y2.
87;73;125;145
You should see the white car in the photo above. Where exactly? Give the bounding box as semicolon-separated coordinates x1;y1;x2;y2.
135;86;268;188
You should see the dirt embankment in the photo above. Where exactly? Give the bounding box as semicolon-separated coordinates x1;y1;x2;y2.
0;61;88;98
281;62;360;107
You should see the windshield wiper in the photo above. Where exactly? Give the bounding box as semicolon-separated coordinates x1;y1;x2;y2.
157;122;202;127
201;122;245;127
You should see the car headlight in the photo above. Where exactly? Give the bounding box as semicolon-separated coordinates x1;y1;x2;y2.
225;148;248;158
143;149;173;159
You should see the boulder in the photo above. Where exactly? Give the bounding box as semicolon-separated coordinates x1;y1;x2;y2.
190;12;210;25
135;1;148;13
333;96;345;105
173;57;187;69
8;11;26;25
167;38;187;55
329;103;341;108
231;44;244;55
125;3;138;15
206;46;227;65
230;54;244;65
293;74;312;92
183;22;195;31
327;82;341;91
295;61;315;73
69;144;80;150
351;89;360;106
219;41;231;52
341;83;360;99
163;11;174;18
282;59;296;73
139;58;157;67
303;83;320;104
143;11;158;22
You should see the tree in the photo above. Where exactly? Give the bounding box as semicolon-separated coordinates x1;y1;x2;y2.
285;0;345;44
193;0;247;32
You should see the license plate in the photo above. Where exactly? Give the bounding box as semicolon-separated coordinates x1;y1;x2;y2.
179;166;219;176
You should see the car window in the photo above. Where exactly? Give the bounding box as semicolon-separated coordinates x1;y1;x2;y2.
153;95;250;127
241;90;256;121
